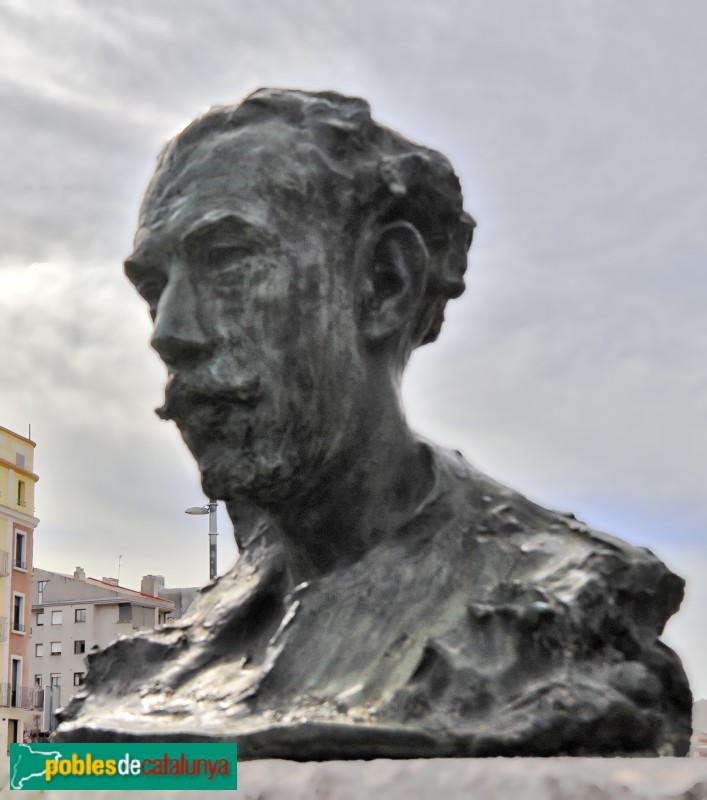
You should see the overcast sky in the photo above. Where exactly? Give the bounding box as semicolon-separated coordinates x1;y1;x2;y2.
1;0;705;699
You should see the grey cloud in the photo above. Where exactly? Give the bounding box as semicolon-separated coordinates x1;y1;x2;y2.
1;0;706;697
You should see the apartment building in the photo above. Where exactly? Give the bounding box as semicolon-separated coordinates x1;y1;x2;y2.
28;567;174;732
0;425;39;760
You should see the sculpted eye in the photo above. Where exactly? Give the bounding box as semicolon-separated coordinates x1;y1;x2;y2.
204;244;254;273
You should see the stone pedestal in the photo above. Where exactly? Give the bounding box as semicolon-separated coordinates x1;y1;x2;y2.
3;758;707;799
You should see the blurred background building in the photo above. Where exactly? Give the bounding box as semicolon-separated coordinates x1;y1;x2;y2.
27;567;197;735
0;425;39;765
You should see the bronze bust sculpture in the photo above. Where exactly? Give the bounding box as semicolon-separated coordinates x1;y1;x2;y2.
56;89;691;757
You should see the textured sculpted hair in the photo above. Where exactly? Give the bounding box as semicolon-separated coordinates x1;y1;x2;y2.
152;88;475;350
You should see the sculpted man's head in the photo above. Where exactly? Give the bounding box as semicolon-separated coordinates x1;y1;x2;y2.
59;89;691;759
125;88;474;508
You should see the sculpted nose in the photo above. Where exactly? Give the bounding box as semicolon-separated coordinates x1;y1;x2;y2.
150;277;212;367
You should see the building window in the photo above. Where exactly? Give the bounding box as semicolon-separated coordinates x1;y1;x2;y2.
12;594;25;633
36;611;45;627
75;608;87;623
17;479;26;506
50;641;61;655
50;674;60;687
10;658;21;707
118;603;132;623
34;674;43;687
38;580;48;604
35;643;44;657
15;453;25;468
14;530;26;570
73;673;85;687
74;640;86;654
51;610;63;625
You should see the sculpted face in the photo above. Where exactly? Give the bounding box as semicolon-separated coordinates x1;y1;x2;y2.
125;123;367;504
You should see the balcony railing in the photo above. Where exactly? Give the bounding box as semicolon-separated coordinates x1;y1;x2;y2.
11;621;25;634
0;550;9;576
0;683;43;709
0;617;8;641
14;556;27;571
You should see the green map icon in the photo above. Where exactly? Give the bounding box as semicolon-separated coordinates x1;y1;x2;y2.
10;744;63;789
10;742;238;790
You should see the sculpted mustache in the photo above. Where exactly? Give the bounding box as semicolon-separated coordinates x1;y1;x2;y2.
156;374;262;421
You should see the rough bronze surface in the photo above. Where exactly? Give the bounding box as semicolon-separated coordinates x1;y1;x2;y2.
55;89;692;757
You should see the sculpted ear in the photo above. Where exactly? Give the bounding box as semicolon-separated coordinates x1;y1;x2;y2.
359;221;429;344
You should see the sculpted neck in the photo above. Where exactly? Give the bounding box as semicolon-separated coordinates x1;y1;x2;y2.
227;367;434;585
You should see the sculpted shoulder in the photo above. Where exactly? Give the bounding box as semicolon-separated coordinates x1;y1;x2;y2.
425;444;685;627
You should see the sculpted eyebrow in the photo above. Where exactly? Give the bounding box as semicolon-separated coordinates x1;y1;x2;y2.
181;214;271;251
123;214;272;285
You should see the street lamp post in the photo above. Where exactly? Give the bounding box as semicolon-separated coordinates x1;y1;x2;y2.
185;500;218;581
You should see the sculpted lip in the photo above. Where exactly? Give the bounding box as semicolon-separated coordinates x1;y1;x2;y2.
156;373;262;423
